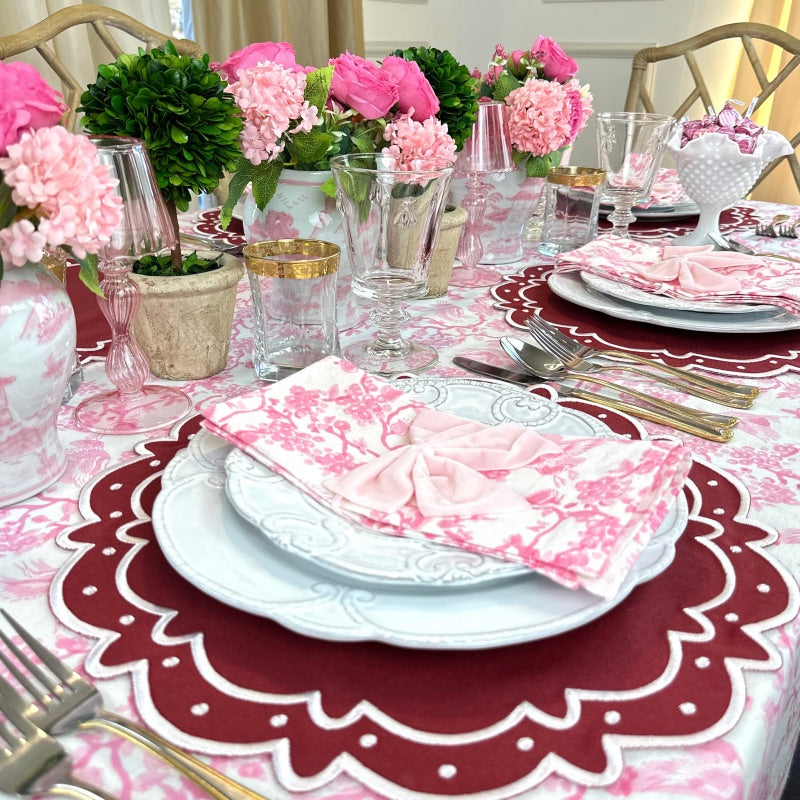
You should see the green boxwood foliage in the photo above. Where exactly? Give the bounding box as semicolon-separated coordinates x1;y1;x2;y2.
79;41;243;212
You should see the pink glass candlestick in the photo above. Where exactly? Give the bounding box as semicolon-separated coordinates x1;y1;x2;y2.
74;137;191;434
454;101;515;268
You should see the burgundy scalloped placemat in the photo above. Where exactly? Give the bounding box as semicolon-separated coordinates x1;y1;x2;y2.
52;403;798;798
492;206;800;377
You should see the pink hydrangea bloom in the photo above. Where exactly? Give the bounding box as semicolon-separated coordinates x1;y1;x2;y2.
0;125;122;267
383;114;456;170
505;78;574;156
0;219;47;265
229;62;321;165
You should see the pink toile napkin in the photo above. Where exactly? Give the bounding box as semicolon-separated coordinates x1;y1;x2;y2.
555;235;800;314
201;357;691;599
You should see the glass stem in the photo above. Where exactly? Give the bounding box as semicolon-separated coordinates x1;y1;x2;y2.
369;297;411;355
608;189;640;237
457;175;491;267
97;261;150;395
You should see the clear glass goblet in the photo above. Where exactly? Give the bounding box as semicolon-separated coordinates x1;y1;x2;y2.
596;112;675;237
331;153;454;375
74;137;192;434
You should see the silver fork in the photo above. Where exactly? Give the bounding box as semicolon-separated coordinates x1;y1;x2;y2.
0;610;267;800
523;327;745;420
778;221;799;238
525;315;759;406
709;231;800;266
754;213;790;237
0;676;116;800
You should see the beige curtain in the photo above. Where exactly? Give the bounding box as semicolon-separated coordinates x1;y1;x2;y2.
0;1;173;98
733;0;800;203
191;0;364;67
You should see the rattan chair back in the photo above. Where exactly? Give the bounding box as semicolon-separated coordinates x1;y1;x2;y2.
0;4;202;130
624;22;800;195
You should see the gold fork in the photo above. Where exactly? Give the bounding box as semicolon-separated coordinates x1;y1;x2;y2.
0;676;117;800
0;610;268;800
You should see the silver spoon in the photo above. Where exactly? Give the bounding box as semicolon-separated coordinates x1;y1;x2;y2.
500;337;738;431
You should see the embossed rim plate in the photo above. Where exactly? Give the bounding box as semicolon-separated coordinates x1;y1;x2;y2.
223;378;611;589
152;378;689;649
580;271;778;315
548;271;800;333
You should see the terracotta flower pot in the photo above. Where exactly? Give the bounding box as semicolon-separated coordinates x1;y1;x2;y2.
130;253;243;380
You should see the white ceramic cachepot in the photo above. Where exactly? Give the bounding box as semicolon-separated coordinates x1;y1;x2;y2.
0;262;76;506
241;169;364;329
130;253;244;380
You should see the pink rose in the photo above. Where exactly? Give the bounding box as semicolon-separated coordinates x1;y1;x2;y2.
531;36;578;82
565;79;593;140
0;62;66;156
329;52;399;120
216;41;306;82
379;56;439;121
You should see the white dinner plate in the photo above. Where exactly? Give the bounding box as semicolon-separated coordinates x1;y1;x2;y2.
151;378;689;650
548;271;800;334
223;378;610;589
580;272;778;315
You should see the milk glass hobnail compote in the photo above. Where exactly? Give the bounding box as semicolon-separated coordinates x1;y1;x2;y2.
74;137;191;434
667;127;794;247
331;153;454;375
596;112;676;237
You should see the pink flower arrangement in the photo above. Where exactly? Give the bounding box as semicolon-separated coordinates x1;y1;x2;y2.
479;37;593;177
216;42;459;227
0;62;123;291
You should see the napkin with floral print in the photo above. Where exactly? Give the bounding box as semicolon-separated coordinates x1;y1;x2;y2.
555;235;800;314
202;357;691;598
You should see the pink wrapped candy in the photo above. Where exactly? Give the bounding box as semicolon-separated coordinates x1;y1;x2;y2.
680;101;764;154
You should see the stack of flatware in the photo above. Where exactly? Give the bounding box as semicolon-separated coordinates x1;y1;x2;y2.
0;610;266;800
454;316;760;442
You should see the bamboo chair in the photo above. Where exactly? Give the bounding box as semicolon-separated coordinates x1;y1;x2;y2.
624;22;800;196
0;5;202;130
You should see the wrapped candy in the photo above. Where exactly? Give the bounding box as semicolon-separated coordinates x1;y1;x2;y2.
680;100;764;154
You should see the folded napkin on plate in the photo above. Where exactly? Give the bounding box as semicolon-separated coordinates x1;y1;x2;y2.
639;168;689;208
555;236;800;314
202;357;691;599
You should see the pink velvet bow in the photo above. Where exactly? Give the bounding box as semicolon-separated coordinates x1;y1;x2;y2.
627;245;756;292
324;406;562;517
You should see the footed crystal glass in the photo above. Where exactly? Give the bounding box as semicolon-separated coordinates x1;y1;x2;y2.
331;153;454;375
596;112;675;237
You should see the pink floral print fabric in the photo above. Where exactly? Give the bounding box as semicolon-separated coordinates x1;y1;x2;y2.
555;235;800;313
202;357;692;599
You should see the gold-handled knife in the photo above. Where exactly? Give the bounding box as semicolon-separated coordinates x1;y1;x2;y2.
452;357;733;442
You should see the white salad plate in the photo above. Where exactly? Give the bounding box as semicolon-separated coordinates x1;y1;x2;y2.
580;272;777;315
548;272;800;334
151;378;689;650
